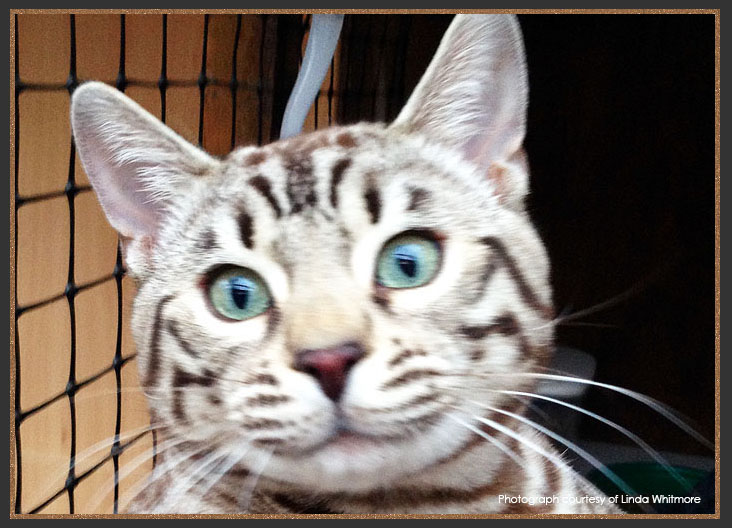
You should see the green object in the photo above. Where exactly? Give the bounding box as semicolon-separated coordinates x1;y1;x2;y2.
587;462;709;513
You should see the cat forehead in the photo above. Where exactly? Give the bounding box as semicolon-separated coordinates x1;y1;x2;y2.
227;123;384;165
214;122;494;207
166;122;501;260
223;123;412;182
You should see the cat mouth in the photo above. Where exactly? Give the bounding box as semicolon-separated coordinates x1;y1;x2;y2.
313;426;388;455
321;410;415;451
324;428;379;454
283;420;399;459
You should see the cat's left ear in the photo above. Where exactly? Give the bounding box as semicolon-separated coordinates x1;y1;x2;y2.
391;15;529;210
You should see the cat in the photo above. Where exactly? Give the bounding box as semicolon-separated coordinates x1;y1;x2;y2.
70;14;623;514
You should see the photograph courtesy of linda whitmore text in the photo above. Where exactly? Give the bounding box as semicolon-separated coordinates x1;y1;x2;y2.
499;493;704;513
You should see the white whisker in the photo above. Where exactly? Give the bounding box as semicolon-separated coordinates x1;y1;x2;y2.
238;448;274;512
84;435;187;514
31;424;158;512
474;402;637;497
446;413;527;470
496;389;692;489
197;443;253;501
70;424;156;470
123;441;211;513
506;372;713;449
155;448;228;513
448;406;572;477
498;392;556;425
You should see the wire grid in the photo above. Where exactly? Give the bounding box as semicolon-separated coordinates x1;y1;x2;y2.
12;13;335;515
12;11;426;514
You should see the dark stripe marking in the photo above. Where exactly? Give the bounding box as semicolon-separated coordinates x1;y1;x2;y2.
271;493;338;514
145;296;175;388
364;184;381;224
481;237;554;319
335;131;357;148
244;151;267;166
459;313;520;340
265;306;281;342
471;260;498;304
372;285;391;312
404;406;446;432
253;438;285;447
237;209;254;248
285;155;316;214
382;368;440;390
243;417;284;430
407;187;430;211
470;348;485;362
248;373;279;386
388;348;427;368
171;366;217;423
173;395;186;423
329;158;351;208
246;394;291;407
197;229;218;251
249;175;282;218
227;466;250;478
167;320;199;358
376;391;440;414
172;366;216;389
217;491;241;507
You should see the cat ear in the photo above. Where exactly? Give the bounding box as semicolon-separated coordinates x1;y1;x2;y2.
71;82;219;275
391;15;529;209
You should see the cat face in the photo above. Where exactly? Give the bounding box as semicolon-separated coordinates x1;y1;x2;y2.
71;15;554;494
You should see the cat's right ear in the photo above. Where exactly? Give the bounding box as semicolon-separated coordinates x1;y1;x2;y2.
71;82;219;277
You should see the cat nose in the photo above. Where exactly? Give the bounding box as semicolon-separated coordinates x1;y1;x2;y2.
294;341;365;401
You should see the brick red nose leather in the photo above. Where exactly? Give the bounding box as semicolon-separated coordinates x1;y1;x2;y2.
294;342;365;401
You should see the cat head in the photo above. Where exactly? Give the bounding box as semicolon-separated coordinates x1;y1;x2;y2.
71;14;553;494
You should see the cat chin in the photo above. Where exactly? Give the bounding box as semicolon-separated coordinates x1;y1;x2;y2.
265;447;421;492
260;417;474;493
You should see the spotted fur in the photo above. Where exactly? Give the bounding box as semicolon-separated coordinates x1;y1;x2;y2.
71;15;621;514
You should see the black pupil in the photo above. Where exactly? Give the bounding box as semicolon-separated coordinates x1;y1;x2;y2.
395;251;418;278
230;280;252;310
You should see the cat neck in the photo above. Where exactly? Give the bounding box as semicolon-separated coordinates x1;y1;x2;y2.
253;419;564;514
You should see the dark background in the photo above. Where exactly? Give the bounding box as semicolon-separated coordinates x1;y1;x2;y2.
322;14;716;457
6;12;715;515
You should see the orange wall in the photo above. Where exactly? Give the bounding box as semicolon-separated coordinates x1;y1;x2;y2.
13;12;338;514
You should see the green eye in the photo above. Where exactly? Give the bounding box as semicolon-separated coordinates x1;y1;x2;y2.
376;232;441;289
207;267;271;321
